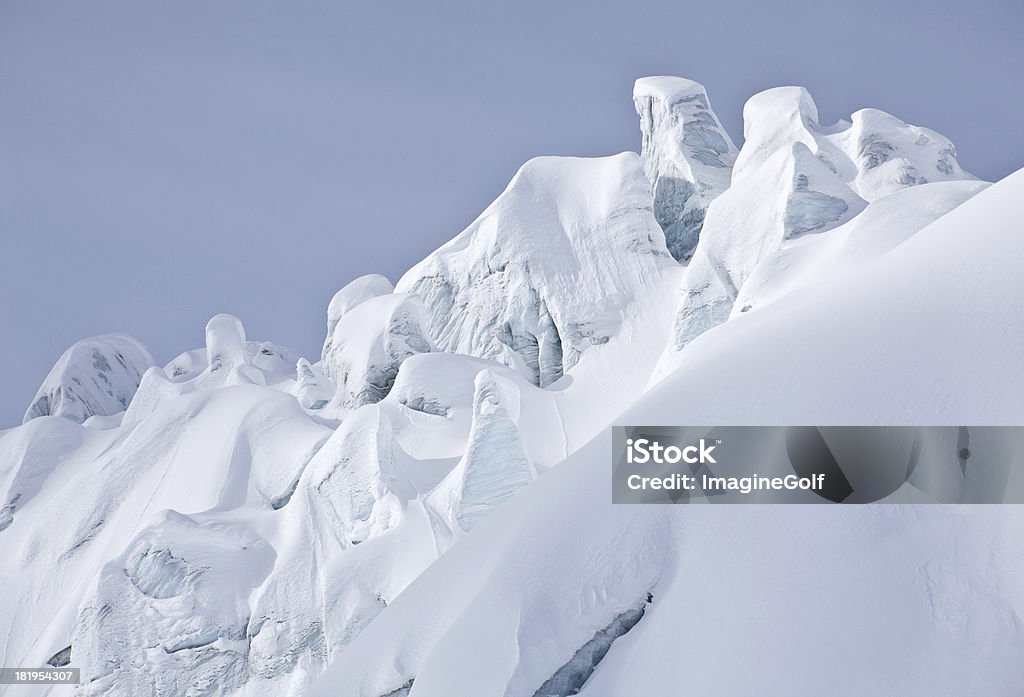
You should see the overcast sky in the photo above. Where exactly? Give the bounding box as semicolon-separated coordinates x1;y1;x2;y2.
2;1;1022;426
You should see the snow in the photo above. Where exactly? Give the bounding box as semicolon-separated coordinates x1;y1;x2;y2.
323;275;395;362
22;334;155;425
0;384;330;697
652;167;1024;424
311;167;1024;697
633;76;738;261
0;76;1020;697
206;313;249;372
660;83;981;360
735;86;975;200
732;179;988;318
295;357;333;410
320;293;435;417
427;369;535;533
395;152;676;388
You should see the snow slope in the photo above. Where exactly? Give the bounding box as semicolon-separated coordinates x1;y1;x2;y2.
312;165;1024;697
0;77;1018;697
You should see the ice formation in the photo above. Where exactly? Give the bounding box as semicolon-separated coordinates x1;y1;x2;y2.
733;87;975;200
22;334;155;424
428;369;535;533
661;85;976;359
396;153;675;387
1;77;1019;697
634;76;738;261
320;293;435;414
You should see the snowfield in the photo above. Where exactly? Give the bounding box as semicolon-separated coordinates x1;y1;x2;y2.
2;77;1022;697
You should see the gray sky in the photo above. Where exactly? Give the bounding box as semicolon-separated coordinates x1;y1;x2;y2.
2;1;1022;427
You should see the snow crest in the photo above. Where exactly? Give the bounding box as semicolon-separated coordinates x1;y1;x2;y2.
23;334;155;425
396;152;674;387
321;293;435;415
662;85;979;359
634;76;738;262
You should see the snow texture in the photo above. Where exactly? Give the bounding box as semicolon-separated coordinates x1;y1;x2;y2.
22;334;155;424
662;84;978;358
0;77;1018;697
322;274;395;363
396;153;675;387
428;369;535;534
320;293;435;415
634;76;738;262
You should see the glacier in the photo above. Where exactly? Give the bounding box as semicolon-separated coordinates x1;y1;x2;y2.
1;76;1021;697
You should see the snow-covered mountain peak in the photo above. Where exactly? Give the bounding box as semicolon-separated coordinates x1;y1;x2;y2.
633;76;738;262
396;152;674;388
22;333;155;425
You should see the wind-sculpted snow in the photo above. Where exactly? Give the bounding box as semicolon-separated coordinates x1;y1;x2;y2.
665;141;866;354
295;357;333;410
0;415;89;532
74;512;276;697
164;316;299;386
0;76;1019;697
734;86;975;200
662;84;981;359
0;383;329;697
322;275;395;362
732;179;988;320
452;370;534;531
313;169;1024;697
311;436;670;697
22;334;155;424
427;369;535;533
396;153;675;388
634;76;738;262
320;293;435;416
